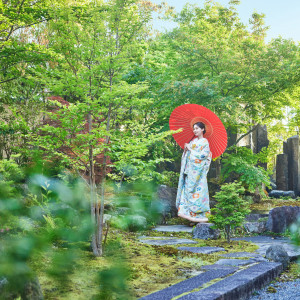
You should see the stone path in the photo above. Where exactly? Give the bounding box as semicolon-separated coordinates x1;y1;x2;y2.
139;225;300;300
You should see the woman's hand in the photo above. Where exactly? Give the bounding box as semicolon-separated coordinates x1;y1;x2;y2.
184;143;191;151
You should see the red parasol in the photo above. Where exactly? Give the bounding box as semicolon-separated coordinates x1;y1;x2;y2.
169;104;227;159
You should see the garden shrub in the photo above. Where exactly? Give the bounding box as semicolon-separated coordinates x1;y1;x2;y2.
209;181;251;243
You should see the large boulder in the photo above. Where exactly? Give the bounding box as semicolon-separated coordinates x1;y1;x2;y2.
193;223;220;240
266;206;300;233
266;245;290;270
157;185;178;223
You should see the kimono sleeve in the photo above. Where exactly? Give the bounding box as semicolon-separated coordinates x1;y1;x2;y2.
190;139;210;161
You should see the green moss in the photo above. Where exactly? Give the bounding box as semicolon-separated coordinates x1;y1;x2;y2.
277;263;300;282
27;229;259;299
250;198;300;212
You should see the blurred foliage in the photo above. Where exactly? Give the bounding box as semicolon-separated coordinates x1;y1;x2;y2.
109;181;161;232
0;158;94;297
0;157;164;298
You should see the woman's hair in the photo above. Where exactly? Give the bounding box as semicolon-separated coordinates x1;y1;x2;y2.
193;122;206;135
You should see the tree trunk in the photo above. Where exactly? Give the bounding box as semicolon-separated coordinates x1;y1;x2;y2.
225;225;231;243
88;112;102;257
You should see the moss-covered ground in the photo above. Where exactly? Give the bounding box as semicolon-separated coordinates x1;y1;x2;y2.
250;197;300;212
28;225;259;299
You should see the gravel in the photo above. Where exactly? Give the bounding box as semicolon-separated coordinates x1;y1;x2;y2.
247;279;300;300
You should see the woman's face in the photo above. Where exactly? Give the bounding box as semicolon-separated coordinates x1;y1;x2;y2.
193;124;204;137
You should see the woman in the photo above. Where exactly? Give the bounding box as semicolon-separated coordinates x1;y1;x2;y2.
176;122;212;223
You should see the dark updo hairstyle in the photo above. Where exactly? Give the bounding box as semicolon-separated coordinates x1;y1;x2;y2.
193;122;206;135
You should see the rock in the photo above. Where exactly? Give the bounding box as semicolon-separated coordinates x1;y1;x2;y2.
266;245;290;270
245;213;268;222
268;190;295;198
244;221;266;234
253;124;269;170
287;136;300;196
276;154;288;190
192;223;220;240
266;206;300;233
157;185;178;224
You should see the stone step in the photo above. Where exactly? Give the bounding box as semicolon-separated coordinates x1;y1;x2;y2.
139;237;197;246
153;225;193;233
139;267;238;300
177;246;225;254
177;262;283;300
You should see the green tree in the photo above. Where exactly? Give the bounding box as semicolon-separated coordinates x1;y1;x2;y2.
33;0;172;256
209;181;250;243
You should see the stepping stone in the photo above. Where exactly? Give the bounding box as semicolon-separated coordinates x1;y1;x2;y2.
221;252;261;258
233;236;300;260
139;237;197;246
201;265;239;271
177;246;225;254
220;253;268;263
153;225;193;233
177;262;283;300
215;259;255;267
139;267;237;300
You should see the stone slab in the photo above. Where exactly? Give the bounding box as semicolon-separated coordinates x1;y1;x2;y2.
221;252;261;258
220;252;268;263
177;246;225;254
233;236;300;260
215;259;255;267
139;268;237;300
153;225;193;233
201;265;239;271
139;237;197;246
178;262;283;300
